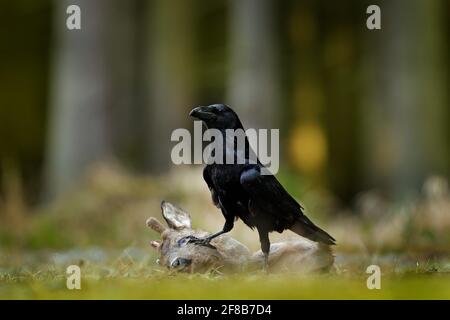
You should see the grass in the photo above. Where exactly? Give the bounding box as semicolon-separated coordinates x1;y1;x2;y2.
1;246;449;299
2;269;450;299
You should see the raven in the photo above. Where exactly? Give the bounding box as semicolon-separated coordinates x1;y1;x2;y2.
185;104;335;269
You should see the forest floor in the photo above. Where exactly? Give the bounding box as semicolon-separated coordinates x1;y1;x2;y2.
1;164;449;299
1;247;450;299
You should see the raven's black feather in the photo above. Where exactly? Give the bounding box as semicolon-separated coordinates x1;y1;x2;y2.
190;104;335;263
240;166;335;245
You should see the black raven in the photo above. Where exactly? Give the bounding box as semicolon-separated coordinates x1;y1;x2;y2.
185;104;335;269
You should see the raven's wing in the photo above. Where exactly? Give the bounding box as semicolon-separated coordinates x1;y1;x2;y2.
240;166;336;245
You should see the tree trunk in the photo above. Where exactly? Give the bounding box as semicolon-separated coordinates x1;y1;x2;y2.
45;0;135;198
227;0;280;131
144;0;195;173
362;0;448;197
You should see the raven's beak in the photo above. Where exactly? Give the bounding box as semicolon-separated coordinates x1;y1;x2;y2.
189;106;202;118
189;106;215;121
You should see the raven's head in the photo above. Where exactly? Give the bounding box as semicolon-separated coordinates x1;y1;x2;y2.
189;104;243;130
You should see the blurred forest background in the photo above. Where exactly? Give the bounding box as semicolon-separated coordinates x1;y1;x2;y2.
0;0;449;255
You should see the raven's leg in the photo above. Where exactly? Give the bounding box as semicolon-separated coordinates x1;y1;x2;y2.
183;217;234;247
258;229;270;271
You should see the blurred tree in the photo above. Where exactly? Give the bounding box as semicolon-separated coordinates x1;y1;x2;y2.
144;0;195;173
194;0;228;102
227;0;280;130
107;1;140;169
0;1;52;202
286;1;329;188
321;1;362;202
361;0;449;197
285;1;362;202
45;0;135;198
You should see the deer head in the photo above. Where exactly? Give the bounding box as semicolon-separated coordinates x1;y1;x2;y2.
147;201;251;272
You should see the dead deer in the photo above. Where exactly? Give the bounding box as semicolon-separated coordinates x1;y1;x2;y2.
147;201;334;273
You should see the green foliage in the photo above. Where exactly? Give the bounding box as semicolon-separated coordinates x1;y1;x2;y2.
25;219;74;249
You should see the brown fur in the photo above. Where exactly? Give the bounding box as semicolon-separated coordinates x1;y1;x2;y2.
147;201;334;273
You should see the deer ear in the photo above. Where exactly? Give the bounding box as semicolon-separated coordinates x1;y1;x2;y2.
150;240;161;249
161;201;192;230
147;217;167;234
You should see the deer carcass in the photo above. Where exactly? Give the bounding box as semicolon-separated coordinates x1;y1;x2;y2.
147;201;334;273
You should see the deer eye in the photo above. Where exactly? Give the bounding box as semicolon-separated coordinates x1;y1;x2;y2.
177;237;189;247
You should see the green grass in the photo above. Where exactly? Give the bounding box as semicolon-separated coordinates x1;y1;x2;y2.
2;272;450;300
1;250;449;300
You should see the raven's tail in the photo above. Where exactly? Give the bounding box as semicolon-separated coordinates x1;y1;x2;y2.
290;217;336;245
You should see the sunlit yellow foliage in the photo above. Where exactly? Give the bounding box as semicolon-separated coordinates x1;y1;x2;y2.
289;123;327;174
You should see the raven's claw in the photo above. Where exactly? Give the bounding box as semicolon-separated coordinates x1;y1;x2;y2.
181;235;216;249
